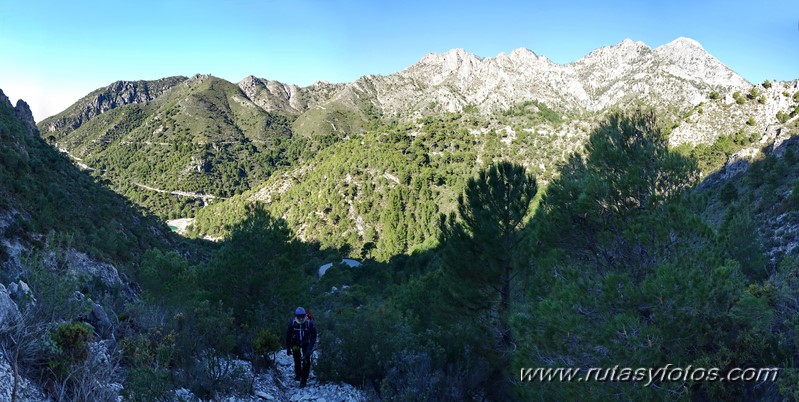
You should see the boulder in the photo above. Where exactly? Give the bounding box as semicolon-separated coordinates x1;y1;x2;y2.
317;259;362;278
64;249;123;288
90;303;112;336
0;284;20;327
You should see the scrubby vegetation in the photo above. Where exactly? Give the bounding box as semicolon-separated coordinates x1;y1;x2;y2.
118;110;799;400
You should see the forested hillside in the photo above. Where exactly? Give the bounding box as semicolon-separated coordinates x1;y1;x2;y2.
0;89;172;262
38;75;337;218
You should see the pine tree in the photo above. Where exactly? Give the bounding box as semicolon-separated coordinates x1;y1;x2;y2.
439;161;537;352
377;187;408;260
533;110;697;273
199;205;306;327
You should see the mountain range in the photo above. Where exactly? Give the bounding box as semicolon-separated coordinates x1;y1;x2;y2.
33;37;799;252
42;37;751;133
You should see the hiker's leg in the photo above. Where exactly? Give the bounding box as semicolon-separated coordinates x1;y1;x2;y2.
292;348;302;379
300;347;312;386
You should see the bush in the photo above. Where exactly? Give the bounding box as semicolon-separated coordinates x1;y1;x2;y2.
748;87;759;100
122;367;172;402
253;329;281;366
709;91;720;100
778;111;790;124
379;350;489;402
788;181;799;210
185;354;253;399
316;306;418;386
746;117;756;126
763;80;772;89
48;321;93;381
720;182;739;203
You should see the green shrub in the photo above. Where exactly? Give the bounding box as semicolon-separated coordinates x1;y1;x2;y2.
720;182;739;203
122;367;173;402
253;329;281;366
763;80;772;89
120;326;177;368
709;91;720;100
778;111;790;124
788;181;799;210
379;350;490;402
785;146;797;165
746;117;756;126
48;321;93;380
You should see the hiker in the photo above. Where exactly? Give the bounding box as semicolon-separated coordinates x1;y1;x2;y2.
285;306;317;387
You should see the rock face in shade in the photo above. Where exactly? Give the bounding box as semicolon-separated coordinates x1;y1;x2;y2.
0;89;38;135
14;99;39;135
0;285;47;402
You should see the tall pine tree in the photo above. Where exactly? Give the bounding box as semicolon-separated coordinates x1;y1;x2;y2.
439;161;537;353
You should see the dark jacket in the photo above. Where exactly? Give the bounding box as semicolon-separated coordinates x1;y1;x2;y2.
286;318;317;350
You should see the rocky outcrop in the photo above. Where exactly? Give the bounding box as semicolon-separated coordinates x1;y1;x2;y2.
0;284;20;326
238;76;308;114
40;76;187;135
0;350;46;402
0;286;45;401
55;249;124;289
0;90;38;135
0;89;12;110
14;100;39;135
318;259;362;278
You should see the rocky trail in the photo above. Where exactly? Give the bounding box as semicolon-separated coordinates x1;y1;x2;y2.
171;350;365;402
249;351;364;402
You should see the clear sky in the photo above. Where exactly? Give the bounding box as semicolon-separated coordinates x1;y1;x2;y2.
1;0;797;122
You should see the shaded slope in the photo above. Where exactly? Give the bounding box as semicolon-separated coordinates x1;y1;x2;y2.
0;88;172;263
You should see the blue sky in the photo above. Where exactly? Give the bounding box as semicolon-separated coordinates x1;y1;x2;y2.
1;0;797;121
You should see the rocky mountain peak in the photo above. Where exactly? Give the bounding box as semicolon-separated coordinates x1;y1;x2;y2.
237;75;306;114
0;88;11;110
0;90;38;135
657;36;704;52
496;47;549;66
418;48;482;72
14;99;38;135
239;75;259;86
655;36;750;87
578;38;652;65
40;76;186;134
